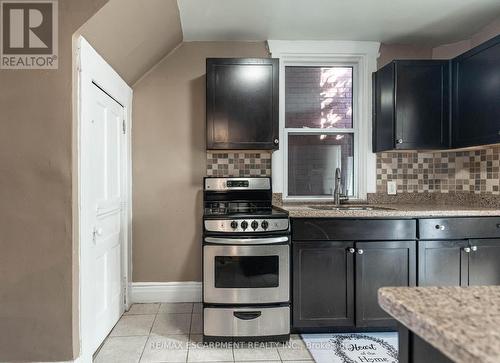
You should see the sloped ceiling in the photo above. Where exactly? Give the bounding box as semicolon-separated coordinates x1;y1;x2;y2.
79;0;182;85
178;0;500;46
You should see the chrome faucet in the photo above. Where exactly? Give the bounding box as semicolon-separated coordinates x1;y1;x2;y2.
333;167;348;205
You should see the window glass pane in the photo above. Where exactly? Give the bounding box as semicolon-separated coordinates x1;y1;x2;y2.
288;134;354;196
285;66;353;129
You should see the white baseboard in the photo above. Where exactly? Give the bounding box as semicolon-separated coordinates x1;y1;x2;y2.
130;282;202;303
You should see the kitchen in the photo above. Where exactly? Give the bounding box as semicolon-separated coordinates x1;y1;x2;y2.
1;1;500;363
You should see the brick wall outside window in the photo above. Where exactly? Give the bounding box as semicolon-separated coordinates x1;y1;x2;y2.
285;66;353;129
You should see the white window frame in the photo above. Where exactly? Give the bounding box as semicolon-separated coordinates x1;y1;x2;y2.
268;41;380;202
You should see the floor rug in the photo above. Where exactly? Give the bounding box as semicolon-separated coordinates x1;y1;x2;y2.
301;332;398;363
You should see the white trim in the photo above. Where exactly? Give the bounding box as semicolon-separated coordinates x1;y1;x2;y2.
131;282;203;303
267;40;380;201
76;36;133;363
267;40;381;57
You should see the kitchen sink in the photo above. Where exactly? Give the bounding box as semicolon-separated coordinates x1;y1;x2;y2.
308;205;396;211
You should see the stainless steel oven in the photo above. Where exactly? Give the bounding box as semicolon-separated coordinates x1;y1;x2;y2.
203;236;289;304
202;177;290;341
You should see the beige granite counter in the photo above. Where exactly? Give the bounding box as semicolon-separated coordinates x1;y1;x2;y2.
379;286;500;363
279;203;500;218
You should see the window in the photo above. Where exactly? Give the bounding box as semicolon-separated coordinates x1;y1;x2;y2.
267;40;380;201
285;65;356;198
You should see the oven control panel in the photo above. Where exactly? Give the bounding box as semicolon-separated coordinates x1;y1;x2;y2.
204;218;289;233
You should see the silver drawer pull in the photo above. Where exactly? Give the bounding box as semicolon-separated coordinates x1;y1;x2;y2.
435;225;446;230
348;247;355;254
357;249;364;255
233;311;261;320
463;247;471;253
471;245;478;252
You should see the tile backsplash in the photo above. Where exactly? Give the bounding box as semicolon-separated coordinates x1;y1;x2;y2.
206;151;272;177
206;146;500;197
376;146;500;195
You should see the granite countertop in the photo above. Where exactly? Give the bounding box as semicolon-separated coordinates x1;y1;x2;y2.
379;286;500;363
278;203;500;218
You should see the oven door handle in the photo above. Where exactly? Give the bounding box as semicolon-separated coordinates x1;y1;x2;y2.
204;236;289;245
233;311;262;320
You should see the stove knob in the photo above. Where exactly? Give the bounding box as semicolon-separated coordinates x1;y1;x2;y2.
251;220;259;230
240;221;248;230
230;221;238;230
261;220;269;230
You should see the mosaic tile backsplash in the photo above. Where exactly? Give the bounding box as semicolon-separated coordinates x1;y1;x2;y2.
206;151;272;177
376;146;500;195
206;146;500;197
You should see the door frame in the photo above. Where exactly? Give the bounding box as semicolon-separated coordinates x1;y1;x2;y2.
75;36;133;362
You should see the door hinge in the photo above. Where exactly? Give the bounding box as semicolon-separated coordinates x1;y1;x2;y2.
123;277;127;305
122;119;126;134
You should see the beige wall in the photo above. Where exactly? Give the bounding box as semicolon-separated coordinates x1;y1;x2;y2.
377;43;433;68
80;0;182;85
132;42;269;282
378;16;500;66
432;39;471;59
433;16;500;58
471;16;500;46
0;1;106;361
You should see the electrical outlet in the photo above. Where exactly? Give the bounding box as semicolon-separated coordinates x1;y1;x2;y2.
387;181;397;195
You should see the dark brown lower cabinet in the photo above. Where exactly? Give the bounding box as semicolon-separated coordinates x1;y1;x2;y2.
418;239;500;287
418;240;469;286
292;218;500;332
468;239;500;285
293;240;416;330
292;241;354;329
355;241;416;328
398;325;453;363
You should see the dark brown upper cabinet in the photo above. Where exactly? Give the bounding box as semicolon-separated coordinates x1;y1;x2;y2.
206;58;279;150
372;60;451;152
452;34;500;148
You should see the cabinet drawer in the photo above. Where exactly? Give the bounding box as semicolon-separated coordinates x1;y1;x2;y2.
291;218;416;241
204;306;290;337
419;217;500;239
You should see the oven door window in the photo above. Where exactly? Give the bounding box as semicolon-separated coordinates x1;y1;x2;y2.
214;255;279;288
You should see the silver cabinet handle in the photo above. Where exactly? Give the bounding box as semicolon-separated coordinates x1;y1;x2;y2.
357;249;364;255
347;247;355;254
471;245;478;252
396;139;403;144
463;247;471;253
435;225;446;230
274;139;279;145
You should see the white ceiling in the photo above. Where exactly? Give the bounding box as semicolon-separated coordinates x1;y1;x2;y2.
178;0;500;45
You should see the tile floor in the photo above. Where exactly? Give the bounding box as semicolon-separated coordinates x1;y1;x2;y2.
94;303;315;363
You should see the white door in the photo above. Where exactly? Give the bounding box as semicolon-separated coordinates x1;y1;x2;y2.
85;83;125;353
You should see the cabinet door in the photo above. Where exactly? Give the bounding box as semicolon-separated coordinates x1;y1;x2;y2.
206;58;279;150
468;239;500;286
452;35;500;148
293;241;354;329
418;241;469;286
372;63;395;152
395;61;450;150
355;241;416;328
